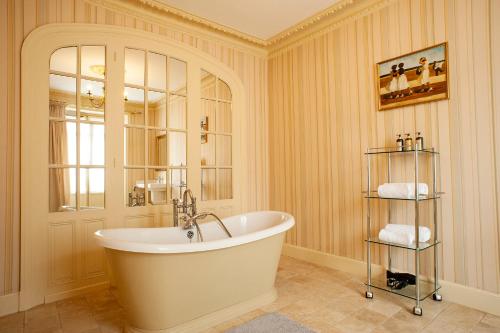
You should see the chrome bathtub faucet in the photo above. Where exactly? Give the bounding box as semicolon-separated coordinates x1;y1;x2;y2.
172;189;233;241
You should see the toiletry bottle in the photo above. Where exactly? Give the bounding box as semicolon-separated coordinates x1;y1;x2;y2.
404;133;413;151
416;132;424;150
396;134;404;151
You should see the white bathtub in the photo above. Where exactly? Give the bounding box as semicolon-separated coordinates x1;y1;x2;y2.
95;211;294;333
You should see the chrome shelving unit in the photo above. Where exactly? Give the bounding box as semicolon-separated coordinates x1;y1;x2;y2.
364;146;443;316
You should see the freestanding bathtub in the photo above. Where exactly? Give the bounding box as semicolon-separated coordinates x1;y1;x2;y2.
95;211;294;333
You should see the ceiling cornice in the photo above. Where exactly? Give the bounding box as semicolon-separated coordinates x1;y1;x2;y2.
138;0;358;47
266;0;354;45
137;0;268;46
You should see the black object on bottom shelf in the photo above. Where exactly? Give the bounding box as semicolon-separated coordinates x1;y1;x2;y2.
386;270;416;289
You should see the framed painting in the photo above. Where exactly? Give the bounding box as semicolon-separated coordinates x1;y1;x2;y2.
376;42;449;111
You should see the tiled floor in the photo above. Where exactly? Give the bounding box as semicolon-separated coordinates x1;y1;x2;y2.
1;256;499;333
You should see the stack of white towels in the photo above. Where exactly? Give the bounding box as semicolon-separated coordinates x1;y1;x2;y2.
378;224;431;246
377;182;429;199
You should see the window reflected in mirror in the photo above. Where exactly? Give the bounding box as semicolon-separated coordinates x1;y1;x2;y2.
80;168;105;209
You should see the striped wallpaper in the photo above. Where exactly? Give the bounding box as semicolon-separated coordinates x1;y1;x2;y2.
269;0;500;293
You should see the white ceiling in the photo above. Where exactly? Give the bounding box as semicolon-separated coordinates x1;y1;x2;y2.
156;0;343;40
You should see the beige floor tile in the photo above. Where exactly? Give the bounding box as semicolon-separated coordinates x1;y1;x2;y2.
471;322;500;333
421;318;469;333
0;311;24;332
480;313;500;329
335;313;376;333
364;297;402;317
436;303;485;329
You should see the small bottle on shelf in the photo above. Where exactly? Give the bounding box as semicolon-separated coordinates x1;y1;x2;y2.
396;134;404;151
404;133;413;151
415;132;424;150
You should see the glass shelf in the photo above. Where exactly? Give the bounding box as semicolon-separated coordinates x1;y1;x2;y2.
363;192;443;201
366;278;440;301
365;147;439;155
365;237;440;251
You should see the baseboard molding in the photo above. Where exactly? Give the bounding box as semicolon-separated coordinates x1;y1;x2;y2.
0;292;19;317
282;244;500;316
126;288;277;333
44;281;110;304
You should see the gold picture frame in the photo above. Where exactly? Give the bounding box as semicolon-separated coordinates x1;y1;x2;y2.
376;42;449;111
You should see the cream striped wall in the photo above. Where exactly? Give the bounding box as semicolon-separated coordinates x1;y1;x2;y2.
0;0;269;296
269;0;500;294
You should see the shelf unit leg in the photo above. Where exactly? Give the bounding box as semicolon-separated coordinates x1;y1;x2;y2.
432;152;440;300
387;153;392;275
366;154;372;298
414;147;421;314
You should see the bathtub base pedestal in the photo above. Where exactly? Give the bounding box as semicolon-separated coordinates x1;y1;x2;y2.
125;288;277;333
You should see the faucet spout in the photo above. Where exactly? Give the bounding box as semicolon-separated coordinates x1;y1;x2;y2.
192;212;232;238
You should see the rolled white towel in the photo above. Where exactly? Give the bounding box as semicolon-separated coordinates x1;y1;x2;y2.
385;224;431;243
378;229;414;246
377;182;429;199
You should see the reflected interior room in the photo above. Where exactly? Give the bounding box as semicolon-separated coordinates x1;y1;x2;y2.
1;0;500;332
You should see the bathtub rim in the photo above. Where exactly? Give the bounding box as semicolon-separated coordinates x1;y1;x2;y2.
94;210;294;254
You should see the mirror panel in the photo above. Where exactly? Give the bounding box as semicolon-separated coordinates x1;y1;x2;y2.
80;123;105;165
201;70;216;99
147;91;167;127
217;102;231;133
80;168;105;210
216;135;232;166
124;87;145;125
218;168;232;199
50;47;77;74
169;58;186;94
169;95;186;130
49;120;76;165
170;168;187;200
148;52;166;90
147;168;168;205
201;168;216;201
201;99;216;132
124;128;145;166
49;168;76;212
125;48;145;86
201;134;215;166
81;46;105;79
49;75;76;119
217;79;232;101
168;131;186;167
81;79;105;121
125;168;146;207
148;129;167;167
